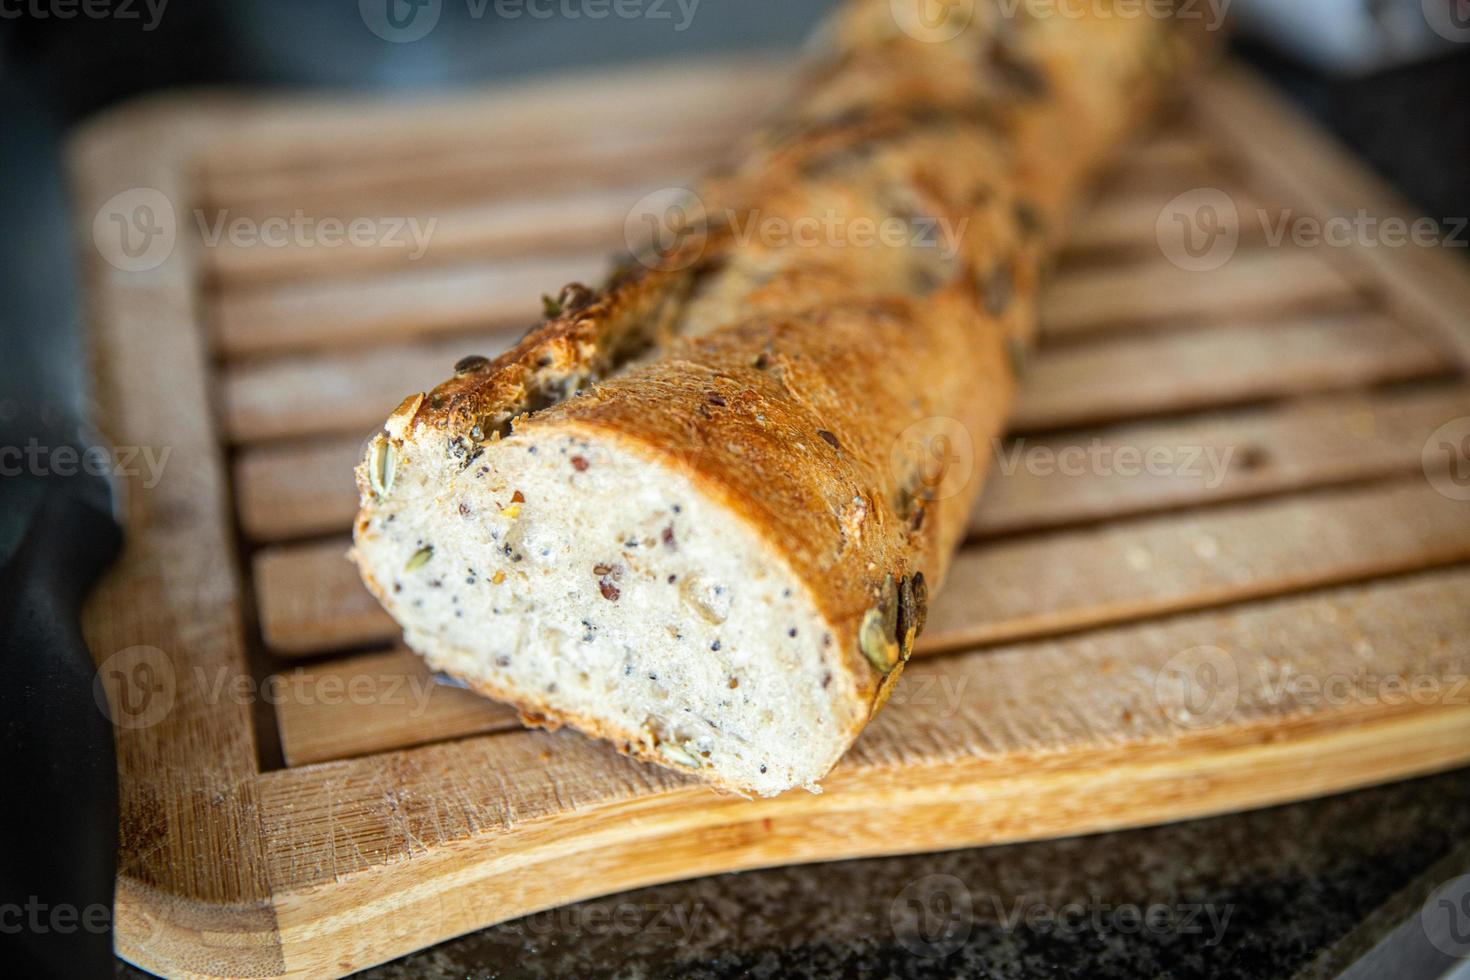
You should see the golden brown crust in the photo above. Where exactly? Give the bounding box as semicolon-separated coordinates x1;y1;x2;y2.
355;0;1215;791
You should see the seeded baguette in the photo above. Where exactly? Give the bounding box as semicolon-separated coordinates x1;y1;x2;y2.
352;0;1208;796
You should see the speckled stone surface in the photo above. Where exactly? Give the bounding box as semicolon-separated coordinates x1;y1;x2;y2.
116;768;1470;979
341;768;1470;980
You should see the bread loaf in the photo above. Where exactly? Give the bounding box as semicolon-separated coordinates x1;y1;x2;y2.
351;0;1207;795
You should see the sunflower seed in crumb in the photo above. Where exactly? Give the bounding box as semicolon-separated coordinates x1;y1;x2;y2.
405;546;433;571
367;434;395;497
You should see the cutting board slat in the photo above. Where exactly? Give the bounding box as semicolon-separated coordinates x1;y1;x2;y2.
276;649;521;766
1013;312;1448;431
71;59;1470;979
1039;246;1365;339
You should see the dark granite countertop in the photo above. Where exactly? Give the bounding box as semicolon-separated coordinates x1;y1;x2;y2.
314;767;1470;980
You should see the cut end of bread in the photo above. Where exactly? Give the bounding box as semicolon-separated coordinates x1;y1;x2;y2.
352;418;867;796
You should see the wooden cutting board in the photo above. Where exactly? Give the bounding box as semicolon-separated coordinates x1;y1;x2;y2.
70;56;1470;979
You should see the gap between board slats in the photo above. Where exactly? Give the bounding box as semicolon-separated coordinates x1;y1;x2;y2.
254;471;1470;659
272;560;1470;769
233;383;1470;546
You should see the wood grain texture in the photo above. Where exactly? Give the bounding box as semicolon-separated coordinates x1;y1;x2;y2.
214;251;605;359
273;649;520;766
1039;247;1366;340
70;99;285;976
249;568;1470;977
201;184;647;285
972;383;1470;536
72;62;1470;980
1012;312;1450;432
254;540;387;655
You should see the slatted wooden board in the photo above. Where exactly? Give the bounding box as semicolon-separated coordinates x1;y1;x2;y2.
70;57;1470;979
